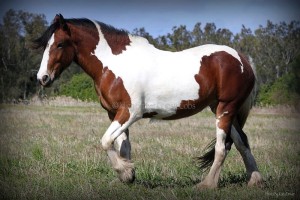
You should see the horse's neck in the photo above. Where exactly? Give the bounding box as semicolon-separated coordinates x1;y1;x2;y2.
73;22;152;82
71;28;104;81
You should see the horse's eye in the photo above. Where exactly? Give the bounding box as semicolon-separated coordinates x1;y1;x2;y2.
57;42;64;49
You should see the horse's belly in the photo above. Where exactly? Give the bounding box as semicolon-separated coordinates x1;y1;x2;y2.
141;84;202;119
143;93;211;120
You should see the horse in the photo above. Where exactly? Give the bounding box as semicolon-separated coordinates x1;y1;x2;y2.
34;14;263;189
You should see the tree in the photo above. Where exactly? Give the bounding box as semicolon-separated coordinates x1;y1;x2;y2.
191;22;203;46
0;9;83;102
254;21;300;84
167;25;192;51
0;10;48;102
132;27;156;45
233;25;257;55
257;55;300;105
214;28;233;46
202;23;217;44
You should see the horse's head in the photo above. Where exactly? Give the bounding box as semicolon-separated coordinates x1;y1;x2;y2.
35;14;76;86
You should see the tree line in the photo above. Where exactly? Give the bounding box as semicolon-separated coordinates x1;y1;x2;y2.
0;9;299;105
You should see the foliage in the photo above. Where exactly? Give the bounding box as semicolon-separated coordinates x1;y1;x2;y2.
0;9;81;102
253;21;300;85
258;56;300;105
59;73;98;102
0;9;47;102
258;74;299;105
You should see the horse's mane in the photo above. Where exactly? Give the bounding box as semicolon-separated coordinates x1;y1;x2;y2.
33;21;59;49
33;18;128;49
96;21;128;37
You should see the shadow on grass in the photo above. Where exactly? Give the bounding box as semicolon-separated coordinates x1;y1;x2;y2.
219;171;248;187
134;177;200;189
133;171;249;189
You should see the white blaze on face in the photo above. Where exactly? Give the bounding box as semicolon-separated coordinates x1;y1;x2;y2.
37;34;55;80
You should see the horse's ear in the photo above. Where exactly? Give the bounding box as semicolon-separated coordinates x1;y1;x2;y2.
54;14;70;35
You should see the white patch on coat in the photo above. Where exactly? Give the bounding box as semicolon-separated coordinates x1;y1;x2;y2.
183;45;243;73
92;21;244;118
215;111;229;156
101;121;121;150
37;34;55;80
215;116;227;153
101;116;138;150
216;123;226;153
199;118;227;187
217;111;229;119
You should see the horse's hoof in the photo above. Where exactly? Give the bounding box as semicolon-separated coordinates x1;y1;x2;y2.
248;171;263;187
196;181;217;190
118;168;135;183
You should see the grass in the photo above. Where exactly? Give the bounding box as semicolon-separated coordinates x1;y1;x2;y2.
0;102;299;199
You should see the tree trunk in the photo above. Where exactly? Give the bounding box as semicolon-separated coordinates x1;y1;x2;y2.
0;76;4;102
23;80;27;100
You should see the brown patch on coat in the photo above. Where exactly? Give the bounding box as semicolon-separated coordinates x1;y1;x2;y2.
66;22;103;80
214;51;254;133
100;23;131;55
164;51;254;121
98;67;131;124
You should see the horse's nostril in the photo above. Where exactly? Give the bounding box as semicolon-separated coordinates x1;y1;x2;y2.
40;74;51;86
42;75;49;82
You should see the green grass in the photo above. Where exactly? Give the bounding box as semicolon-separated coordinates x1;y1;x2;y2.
0;103;299;199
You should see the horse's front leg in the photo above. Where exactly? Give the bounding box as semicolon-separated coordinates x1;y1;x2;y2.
114;129;131;160
108;129;135;183
101;111;136;183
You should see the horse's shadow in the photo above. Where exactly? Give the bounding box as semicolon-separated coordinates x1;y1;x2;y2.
219;171;248;187
133;172;248;189
134;177;199;189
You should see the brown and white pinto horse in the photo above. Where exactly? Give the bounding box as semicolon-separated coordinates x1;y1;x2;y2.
34;14;263;188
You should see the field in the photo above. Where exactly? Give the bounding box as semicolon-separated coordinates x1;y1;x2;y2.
0;100;299;199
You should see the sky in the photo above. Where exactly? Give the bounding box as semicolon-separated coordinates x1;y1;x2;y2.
0;0;299;37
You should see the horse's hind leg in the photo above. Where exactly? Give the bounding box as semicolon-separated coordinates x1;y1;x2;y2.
210;103;234;151
231;95;263;187
231;121;263;186
197;102;235;189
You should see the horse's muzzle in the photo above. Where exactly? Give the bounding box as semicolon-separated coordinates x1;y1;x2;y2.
39;74;52;87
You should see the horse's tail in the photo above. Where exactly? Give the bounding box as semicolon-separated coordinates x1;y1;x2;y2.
197;138;216;171
197;55;257;171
